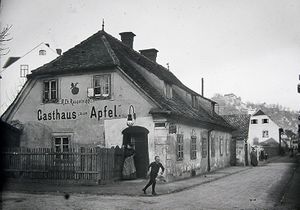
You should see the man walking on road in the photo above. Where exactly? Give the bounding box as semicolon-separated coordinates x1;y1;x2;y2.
142;156;165;196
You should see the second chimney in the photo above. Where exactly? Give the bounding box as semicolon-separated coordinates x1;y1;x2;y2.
119;32;136;49
139;48;159;62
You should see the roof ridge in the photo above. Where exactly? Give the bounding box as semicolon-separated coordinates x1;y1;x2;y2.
101;34;120;66
101;31;215;101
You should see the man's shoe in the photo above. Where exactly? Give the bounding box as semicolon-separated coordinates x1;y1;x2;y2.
142;189;146;194
152;192;157;196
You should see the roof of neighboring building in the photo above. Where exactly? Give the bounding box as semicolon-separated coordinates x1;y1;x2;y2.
259;138;278;146
285;129;296;138
2;42;59;69
3;57;21;68
27;30;233;130
222;114;251;139
252;110;266;116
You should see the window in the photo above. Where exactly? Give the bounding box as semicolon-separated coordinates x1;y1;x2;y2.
262;130;269;138
43;79;58;103
192;95;198;108
20;65;29;77
54;136;70;159
262;119;269;124
251;119;258;124
219;137;224;156
201;137;207;158
190;136;197;160
154;122;166;128
165;83;173;99
39;50;46;55
211;136;215;157
93;74;111;99
225;139;229;156
176;134;184;161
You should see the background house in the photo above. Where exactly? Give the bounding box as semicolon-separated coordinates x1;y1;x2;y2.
0;43;61;115
248;110;281;146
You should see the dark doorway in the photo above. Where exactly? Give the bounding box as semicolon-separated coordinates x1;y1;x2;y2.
122;126;149;178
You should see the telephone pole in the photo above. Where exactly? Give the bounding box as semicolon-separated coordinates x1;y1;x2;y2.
297;75;300;151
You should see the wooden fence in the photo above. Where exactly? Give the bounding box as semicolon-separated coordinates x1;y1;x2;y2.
3;147;124;183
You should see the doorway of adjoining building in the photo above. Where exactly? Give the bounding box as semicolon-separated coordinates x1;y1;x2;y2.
122;126;149;178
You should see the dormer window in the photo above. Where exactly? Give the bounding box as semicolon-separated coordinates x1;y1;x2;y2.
39;50;46;55
192;95;198;108
165;83;173;99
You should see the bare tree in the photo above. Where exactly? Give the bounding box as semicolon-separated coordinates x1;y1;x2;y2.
0;25;12;55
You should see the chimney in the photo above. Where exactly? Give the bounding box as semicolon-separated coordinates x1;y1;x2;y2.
139;48;159;62
119;32;136;49
56;49;62;55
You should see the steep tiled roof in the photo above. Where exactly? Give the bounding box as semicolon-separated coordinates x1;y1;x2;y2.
223;114;251;139
30;30;232;130
253;110;266;116
3;57;21;68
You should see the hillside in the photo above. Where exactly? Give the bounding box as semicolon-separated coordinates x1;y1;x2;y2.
211;93;298;132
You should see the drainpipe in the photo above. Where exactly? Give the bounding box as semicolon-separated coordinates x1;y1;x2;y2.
279;128;283;155
207;129;214;172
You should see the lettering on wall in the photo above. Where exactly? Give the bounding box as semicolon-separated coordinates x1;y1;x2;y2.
37;109;77;121
60;98;94;106
90;105;119;120
37;105;121;121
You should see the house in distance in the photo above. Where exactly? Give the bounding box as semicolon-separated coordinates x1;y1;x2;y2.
0;43;61;115
2;28;234;181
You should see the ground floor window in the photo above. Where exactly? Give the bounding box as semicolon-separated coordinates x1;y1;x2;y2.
219;137;224;156
225;139;229;156
53;136;70;159
201;137;207;158
211;136;215;157
190;136;197;160
176;134;184;161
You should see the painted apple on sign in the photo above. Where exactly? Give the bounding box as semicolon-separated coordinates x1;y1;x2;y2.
71;82;79;95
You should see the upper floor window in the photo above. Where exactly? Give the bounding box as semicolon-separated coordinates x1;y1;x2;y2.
43;79;58;103
20;65;29;78
93;74;111;99
190;136;197;160
262;119;269;124
262;130;269;138
165;83;173;99
176;134;184;161
39;50;46;55
192;95;198;108
251;119;258;124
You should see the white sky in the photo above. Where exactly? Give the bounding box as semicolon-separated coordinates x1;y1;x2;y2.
1;0;300;110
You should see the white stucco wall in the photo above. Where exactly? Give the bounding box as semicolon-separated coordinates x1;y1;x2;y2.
248;114;280;145
9;69;156;148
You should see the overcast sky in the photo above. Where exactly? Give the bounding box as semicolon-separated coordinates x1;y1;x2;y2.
1;0;300;111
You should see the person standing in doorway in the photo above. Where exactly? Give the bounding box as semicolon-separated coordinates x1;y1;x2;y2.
142;156;164;196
